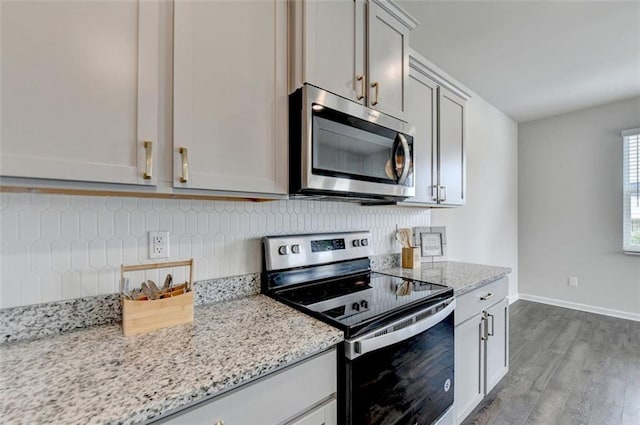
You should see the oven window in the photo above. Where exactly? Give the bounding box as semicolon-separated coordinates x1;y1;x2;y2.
311;105;412;186
344;312;454;425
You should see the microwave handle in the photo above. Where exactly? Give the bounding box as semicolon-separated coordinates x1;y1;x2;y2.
393;134;411;185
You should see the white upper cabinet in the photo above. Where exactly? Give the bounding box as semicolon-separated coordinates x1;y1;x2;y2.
292;0;366;103
438;87;466;206
173;0;288;195
367;0;412;120
0;0;159;185
402;50;469;207
403;69;438;204
291;0;417;121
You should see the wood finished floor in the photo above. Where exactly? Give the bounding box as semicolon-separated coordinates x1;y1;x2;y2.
462;300;640;425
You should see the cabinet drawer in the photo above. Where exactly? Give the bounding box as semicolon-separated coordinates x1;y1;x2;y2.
455;277;508;326
159;349;337;425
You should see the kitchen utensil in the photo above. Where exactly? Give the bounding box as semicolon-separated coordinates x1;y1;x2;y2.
163;273;173;290
395;228;413;248
395;280;412;296
141;281;156;300
148;280;161;299
120;277;132;299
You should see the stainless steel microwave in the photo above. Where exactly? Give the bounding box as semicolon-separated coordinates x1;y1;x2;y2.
289;84;415;202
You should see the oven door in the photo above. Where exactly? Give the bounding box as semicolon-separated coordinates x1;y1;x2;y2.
343;299;455;425
297;84;415;200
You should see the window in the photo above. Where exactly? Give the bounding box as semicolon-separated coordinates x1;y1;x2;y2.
623;128;640;253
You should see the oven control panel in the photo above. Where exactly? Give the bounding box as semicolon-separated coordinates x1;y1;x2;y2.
264;231;372;271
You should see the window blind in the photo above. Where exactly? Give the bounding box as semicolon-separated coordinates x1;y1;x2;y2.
623;128;640;253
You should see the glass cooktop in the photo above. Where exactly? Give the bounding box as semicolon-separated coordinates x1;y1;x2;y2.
273;271;453;338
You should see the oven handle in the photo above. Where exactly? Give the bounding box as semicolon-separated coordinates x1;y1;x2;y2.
346;298;455;360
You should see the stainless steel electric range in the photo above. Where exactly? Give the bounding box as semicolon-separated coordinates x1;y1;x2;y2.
262;231;456;425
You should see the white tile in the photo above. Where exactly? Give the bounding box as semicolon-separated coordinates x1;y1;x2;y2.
20;273;42;306
1;210;19;244
40;209;61;241
114;210;130;238
29;241;51;274
130;210;145;238
98;211;114;240
41;272;62;303
19;209;40;243
89;239;107;269
71;241;89;271
79;210;98;240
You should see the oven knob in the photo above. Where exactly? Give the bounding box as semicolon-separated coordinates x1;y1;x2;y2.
291;244;301;254
278;245;289;255
352;302;360;312
352;239;360;247
360;238;369;246
360;300;368;309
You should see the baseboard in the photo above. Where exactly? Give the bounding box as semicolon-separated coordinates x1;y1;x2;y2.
518;293;640;322
508;294;520;305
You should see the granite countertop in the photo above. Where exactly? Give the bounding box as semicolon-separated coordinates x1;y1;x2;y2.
0;295;343;425
378;261;512;296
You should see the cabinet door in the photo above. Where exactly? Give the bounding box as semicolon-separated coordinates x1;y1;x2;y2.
454;313;485;424
0;0;159;185
367;1;409;120
173;0;287;195
288;399;337;425
302;0;365;103
485;298;509;394
160;350;336;425
437;87;466;205
401;70;437;205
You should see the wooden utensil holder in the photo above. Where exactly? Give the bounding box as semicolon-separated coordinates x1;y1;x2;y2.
402;247;421;269
121;259;194;336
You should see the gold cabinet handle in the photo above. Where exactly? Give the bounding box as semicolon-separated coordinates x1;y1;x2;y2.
143;141;153;179
179;147;189;183
356;75;365;100
371;81;379;106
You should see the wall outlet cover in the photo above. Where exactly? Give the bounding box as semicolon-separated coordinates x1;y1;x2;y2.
148;231;170;259
568;276;579;287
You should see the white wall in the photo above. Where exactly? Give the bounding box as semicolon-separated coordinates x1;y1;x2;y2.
519;97;640;316
431;94;520;300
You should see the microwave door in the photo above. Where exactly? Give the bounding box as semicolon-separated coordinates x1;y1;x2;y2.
312;110;399;185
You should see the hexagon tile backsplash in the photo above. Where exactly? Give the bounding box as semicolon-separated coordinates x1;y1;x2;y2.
0;193;431;308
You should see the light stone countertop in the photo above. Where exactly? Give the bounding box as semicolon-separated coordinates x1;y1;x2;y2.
378;261;512;296
0;295;343;425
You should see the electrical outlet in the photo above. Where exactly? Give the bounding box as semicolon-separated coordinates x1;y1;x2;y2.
148;231;170;259
568;276;579;287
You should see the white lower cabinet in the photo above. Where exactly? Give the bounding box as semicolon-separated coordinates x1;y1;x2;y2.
289;399;337;425
454;278;509;424
484;298;509;394
158;349;336;425
454;312;485;423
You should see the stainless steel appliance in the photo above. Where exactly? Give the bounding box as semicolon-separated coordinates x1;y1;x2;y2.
262;231;455;425
289;85;415;202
